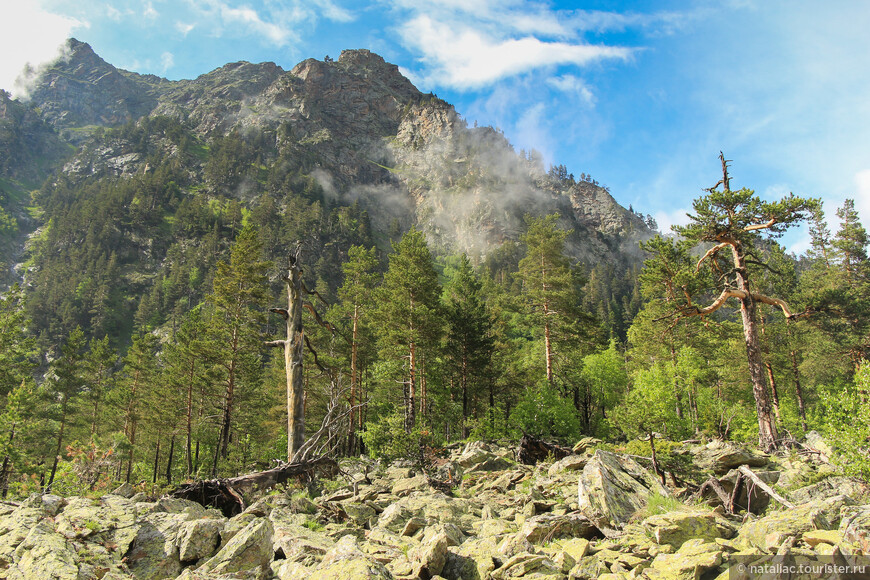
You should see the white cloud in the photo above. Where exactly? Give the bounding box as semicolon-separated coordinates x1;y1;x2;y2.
400;14;631;90
853;170;870;226
160;51;175;73
219;3;292;45
144;1;159;19
654;207;693;234
0;3;86;97
176;21;196;35
546;74;595;105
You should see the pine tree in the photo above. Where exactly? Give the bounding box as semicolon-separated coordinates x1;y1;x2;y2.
444;254;495;438
44;327;87;492
517;214;588;388
117;332;159;483
82;336;117;439
207;226;270;462
375;228;442;433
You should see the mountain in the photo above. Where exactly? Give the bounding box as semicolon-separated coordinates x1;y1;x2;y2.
0;39;653;343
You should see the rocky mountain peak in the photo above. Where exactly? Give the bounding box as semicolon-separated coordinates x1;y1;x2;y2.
26;38;157;133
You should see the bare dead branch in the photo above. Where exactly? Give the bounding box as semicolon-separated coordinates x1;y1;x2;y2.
264;340;287;348
269;308;289;320
744;219;777;232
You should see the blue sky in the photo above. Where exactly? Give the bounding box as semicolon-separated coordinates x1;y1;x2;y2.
2;0;869;253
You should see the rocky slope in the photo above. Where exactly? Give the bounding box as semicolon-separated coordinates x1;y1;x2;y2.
2;435;866;580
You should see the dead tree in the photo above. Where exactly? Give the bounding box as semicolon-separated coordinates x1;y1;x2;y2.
266;246;338;461
266;247;306;461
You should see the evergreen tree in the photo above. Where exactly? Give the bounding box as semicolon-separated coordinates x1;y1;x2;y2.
117;332;159;483
207;226;270;462
444;254;495;438
44;327;87;492
375;228;442;433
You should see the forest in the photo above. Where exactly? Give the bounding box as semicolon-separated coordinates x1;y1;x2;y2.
0;123;868;498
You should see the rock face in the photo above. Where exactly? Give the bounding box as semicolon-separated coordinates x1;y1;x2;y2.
577;450;670;532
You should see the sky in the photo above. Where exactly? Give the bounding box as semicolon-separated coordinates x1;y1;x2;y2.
1;0;869;254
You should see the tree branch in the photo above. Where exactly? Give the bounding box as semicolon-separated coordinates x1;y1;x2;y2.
744;218;777;232
696;242;730;272
264;340;287;348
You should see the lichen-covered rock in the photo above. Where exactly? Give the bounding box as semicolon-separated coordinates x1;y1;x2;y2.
519;512;599;544
392;474;429;496
738;495;853;551
6;520;78;580
577;450;670;532
411;529;450;578
789;476;870;505
177;518;225;562
308;534;394;579
839;505;870;552
642;511;734;548
491;552;562;579
692;441;769;475
124;511;191;580
441;536;500;580
645;539;722;580
197;518;274;577
547;455;588;476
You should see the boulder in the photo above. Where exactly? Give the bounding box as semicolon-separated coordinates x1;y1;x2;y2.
123;511;192;580
738;495;854;551
392;474;429;496
519;512;599;544
441;536;500;580
7;520;78;580
491;553;562;579
410;529;450;578
789;476;870;505
577;450;670;532
547;455;588;476
197;518;274;576
645;539;722;580
805;430;834;462
693;441;769;475
177;518;225;562
840;505;870;552
642;511;734;548
308;534;393;579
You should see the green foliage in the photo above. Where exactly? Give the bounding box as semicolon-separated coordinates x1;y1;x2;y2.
612;364;688;441
361;411;434;468
508;382;581;441
821;363;870;479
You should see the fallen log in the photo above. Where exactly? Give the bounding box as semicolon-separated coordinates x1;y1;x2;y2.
517;433;572;466
171;456;338;517
737;464;795;509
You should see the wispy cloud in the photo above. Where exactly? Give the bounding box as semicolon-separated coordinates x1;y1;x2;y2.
546;74;595;105
398;13;631;90
160;51;175;73
0;3;86;96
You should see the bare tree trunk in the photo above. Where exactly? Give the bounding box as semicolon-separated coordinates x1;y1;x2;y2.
266;253;305;461
790;347;808;431
764;361;782;423
407;337;417;433
219;328;239;459
185;358;195;476
45;401;68;493
166;435;175;484
349;305;359;454
152;438;161;484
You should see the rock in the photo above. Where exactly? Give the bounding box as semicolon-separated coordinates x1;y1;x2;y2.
110;482;136;498
441;536;500;580
7;520;78;580
789;475;870;505
392;474;429;496
197;518;274;576
411;530;450;578
805;430;834;462
177;518;225;562
694;441;769;475
739;495;854;551
840;505;870;552
491;553;562;579
646;539;722;579
802;529;843;547
577;450;670;532
270;522;334;567
124;511;194;580
572;437;602;455
519;512;599;544
273;560;313;580
547;455;588;476
642;511;734;548
309;535;393;579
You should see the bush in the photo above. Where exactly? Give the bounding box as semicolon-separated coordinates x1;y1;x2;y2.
821;363;870;479
508;382;581;441
361;411;437;469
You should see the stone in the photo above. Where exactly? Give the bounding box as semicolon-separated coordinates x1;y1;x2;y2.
693;441;769;475
441;536;500;580
547;455;588;476
273;560;313;580
309;535;393;580
642;511;734;548
7;520;78;580
840;505;870;552
392;474;429;496
519;512;600;544
578;450;670;532
491;553;562;579
198;518;274;576
789;476;870;505
801;529;842;547
572;437;602;454
411;530;450;578
805;430;834;462
646;540;723;580
738;494;853;551
110;482;136;498
177;518;226;562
